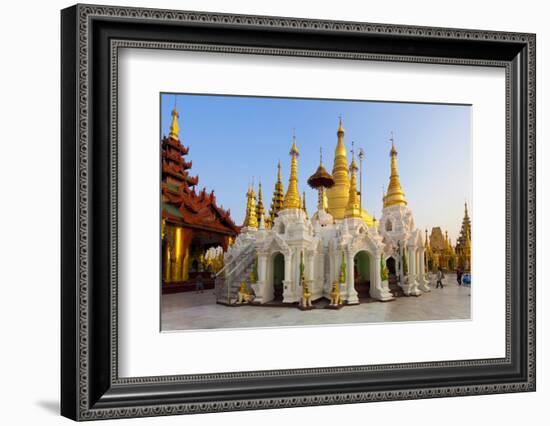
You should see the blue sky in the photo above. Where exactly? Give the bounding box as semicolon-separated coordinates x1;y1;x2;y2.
161;93;472;242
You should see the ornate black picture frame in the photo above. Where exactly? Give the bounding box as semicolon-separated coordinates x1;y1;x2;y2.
61;4;536;421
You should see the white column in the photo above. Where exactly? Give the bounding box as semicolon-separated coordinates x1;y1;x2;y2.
407;246;421;296
307;251;317;296
253;254;268;302
284;253;292;281
369;252;392;301
346;251;359;304
282;251;294;303
408;246;416;281
397;246;404;281
307;252;315;281
418;247;430;292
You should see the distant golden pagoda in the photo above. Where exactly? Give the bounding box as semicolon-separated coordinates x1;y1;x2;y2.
326;118;350;219
268;161;285;227
383;134;407;208
283;135;302;210
426;227;456;271
243;184;258;228
455;202;472;271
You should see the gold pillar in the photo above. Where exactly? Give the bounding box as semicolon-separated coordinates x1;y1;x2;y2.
163;240;172;282
173;227;184;281
182;245;190;281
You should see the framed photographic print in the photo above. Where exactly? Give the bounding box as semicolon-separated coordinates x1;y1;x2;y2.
61;4;536;421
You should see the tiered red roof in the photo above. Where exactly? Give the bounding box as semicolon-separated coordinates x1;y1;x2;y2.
161;135;239;236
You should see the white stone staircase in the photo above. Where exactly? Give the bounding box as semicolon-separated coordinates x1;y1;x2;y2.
215;244;257;304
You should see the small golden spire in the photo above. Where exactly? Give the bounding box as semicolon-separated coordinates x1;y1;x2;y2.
383;133;407;207
268;160;285;223
168;100;180;140
256;181;266;224
345;147;362;218
243;184;258;228
283;134;302;210
302;190;308;216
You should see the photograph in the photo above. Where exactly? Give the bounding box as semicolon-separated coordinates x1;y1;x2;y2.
56;3;536;420
160;93;473;331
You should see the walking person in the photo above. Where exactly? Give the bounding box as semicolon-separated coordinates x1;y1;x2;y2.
195;274;204;294
456;267;463;286
436;267;444;289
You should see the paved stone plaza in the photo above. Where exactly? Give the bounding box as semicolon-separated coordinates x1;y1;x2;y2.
161;274;471;331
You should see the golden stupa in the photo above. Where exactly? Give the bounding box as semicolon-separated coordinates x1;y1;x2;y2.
383;135;407;207
282;135;302;210
326;118;374;226
326;118;350;219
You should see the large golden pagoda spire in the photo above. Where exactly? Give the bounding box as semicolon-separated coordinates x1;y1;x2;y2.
345;149;362;218
326;117;351;219
383;133;407;207
283;134;302;210
168;101;180;141
243;184;258;228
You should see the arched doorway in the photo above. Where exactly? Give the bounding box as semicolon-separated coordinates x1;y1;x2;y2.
354;251;371;299
272;253;285;302
386;256;396;276
386;255;405;297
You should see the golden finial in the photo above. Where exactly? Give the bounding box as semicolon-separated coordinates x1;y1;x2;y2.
337;115;345;135
383;133;407;207
302;190;308;215
283;133;301;210
168;97;180;140
389;131;397;155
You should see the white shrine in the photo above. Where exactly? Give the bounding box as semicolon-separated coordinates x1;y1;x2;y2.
216;121;429;307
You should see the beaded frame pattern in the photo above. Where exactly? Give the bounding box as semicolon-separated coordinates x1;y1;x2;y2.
74;4;535;420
